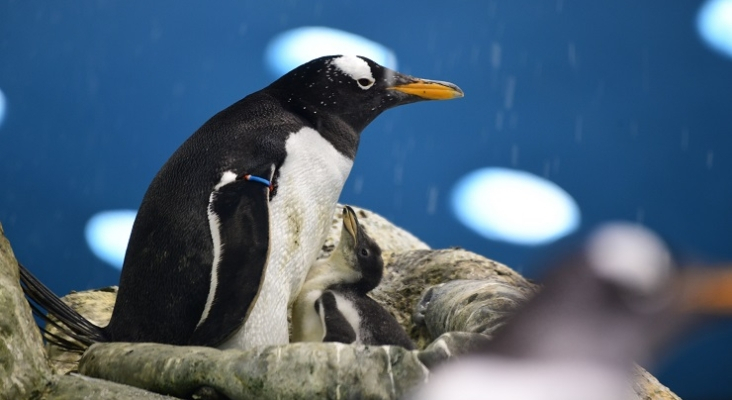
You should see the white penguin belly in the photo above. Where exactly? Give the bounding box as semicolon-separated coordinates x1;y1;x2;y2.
219;127;353;349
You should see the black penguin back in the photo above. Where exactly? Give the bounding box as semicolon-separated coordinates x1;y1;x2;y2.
105;92;297;343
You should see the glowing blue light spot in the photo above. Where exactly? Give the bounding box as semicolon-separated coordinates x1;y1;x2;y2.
85;210;137;270
698;0;732;58
0;88;6;127
265;26;398;77
451;168;580;245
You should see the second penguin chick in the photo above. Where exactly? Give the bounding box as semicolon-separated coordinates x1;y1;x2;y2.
292;206;415;349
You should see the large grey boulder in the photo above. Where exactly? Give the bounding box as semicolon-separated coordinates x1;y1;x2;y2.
79;342;429;400
414;279;536;340
0;222;52;399
371;248;535;349
45;375;179;400
77;333;498;400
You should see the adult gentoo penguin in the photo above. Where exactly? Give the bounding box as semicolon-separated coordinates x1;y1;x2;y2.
292;206;415;349
19;55;463;350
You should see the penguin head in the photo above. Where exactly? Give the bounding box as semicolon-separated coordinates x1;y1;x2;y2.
267;55;463;133
339;205;384;293
585;223;673;300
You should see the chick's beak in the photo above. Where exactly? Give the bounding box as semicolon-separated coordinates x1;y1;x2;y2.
342;206;358;241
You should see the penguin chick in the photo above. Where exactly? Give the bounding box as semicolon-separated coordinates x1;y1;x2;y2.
292;206;415;349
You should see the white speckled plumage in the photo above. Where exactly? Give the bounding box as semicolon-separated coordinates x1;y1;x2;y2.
219;127;353;349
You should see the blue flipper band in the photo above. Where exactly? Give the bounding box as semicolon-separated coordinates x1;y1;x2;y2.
245;174;272;188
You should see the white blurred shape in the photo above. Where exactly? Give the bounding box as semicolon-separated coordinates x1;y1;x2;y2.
418;358;633;400
85;210;137;270
697;0;732;58
0;88;6;127
451;167;580;245
587;223;672;295
265;26;398;77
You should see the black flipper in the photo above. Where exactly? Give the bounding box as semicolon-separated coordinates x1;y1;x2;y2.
188;165;273;346
316;291;357;344
18;262;108;350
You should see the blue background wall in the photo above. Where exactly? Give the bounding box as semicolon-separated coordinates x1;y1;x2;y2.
2;1;731;398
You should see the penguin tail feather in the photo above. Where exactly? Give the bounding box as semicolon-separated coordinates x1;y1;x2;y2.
18;262;108;351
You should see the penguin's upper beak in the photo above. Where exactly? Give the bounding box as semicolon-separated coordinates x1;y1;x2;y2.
388;77;464;100
342;206;359;241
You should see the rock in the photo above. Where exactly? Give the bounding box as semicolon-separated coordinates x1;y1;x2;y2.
79;342;429;400
414;279;536;340
370;248;534;349
634;366;682;400
0;222;53;399
76;334;677;400
45;287;117;375
416;332;494;369
46;374;180;400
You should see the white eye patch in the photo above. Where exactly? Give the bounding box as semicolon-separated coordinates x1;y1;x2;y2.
332;55;375;90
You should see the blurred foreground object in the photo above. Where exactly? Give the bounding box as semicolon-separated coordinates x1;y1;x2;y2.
415;223;732;400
